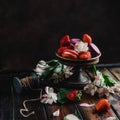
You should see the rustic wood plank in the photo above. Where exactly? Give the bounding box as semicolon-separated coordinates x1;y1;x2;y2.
100;67;120;118
0;94;13;120
0;66;120;120
0;74;13;120
85;67;120;120
109;67;120;81
44;103;84;120
13;91;48;120
108;95;120;119
101;68;118;81
78;93;118;120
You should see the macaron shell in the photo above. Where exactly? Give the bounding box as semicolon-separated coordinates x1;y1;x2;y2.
70;38;80;44
89;43;101;57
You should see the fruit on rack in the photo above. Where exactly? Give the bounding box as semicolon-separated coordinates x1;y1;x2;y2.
89;43;101;56
60;35;71;47
70;38;80;44
57;46;68;54
61;49;79;59
95;98;110;112
79;51;91;60
83;34;92;44
57;34;100;60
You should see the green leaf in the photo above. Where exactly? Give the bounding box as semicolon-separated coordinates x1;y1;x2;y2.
93;65;97;75
57;88;72;104
42;66;55;80
76;92;82;101
73;111;81;120
63;117;69;120
102;73;117;87
42;60;60;80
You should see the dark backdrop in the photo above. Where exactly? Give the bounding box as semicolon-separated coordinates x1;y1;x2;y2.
0;0;120;69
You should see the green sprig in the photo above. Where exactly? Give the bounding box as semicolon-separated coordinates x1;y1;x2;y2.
102;73;117;87
93;65;97;75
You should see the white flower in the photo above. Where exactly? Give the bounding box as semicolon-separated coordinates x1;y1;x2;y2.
40;86;57;104
94;71;105;87
34;60;49;76
64;66;73;78
74;41;88;53
54;64;64;73
84;84;97;96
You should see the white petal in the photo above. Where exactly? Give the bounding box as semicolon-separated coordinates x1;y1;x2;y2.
106;117;117;120
64;114;79;120
34;68;44;73
53;109;60;117
49;87;54;93
45;86;49;94
51;93;57;102
40;98;47;103
80;103;95;107
74;41;88;53
45;98;54;104
90;89;96;96
42;94;48;97
45;86;54;94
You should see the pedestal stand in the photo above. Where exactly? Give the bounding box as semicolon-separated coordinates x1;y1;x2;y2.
56;53;101;89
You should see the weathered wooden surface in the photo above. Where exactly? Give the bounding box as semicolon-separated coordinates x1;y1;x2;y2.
0;65;120;120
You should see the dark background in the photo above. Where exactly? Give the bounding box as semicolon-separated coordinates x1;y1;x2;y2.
0;0;120;70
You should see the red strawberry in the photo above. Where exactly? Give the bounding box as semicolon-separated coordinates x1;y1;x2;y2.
83;34;92;44
57;46;68;55
66;92;76;101
66;90;81;102
79;51;91;60
60;35;71;47
96;99;110;111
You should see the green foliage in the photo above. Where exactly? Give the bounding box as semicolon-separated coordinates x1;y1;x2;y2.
57;88;72;104
63;117;69;120
76;92;82;101
93;65;97;75
102;73;117;87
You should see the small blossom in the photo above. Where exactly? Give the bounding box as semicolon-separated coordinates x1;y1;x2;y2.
40;86;57;104
94;71;105;86
34;60;49;76
64;66;73;78
84;84;97;96
74;41;88;53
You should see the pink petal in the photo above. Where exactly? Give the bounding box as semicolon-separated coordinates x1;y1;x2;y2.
80;103;95;107
42;94;48;97
45;99;53;104
53;109;60;117
40;98;47;103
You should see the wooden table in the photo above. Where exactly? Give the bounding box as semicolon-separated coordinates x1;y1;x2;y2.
0;63;120;120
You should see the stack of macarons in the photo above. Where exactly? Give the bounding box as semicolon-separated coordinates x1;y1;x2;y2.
57;34;101;60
